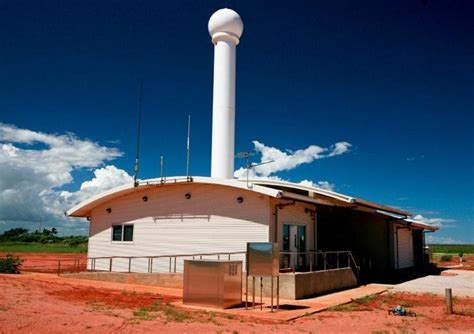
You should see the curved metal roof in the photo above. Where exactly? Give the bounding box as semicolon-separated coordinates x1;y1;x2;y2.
66;176;283;217
67;176;413;219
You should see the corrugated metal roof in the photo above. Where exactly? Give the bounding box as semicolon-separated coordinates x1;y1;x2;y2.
247;179;412;217
376;210;438;231
404;218;439;231
244;179;355;203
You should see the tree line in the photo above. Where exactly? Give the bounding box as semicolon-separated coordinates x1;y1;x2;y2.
0;228;88;247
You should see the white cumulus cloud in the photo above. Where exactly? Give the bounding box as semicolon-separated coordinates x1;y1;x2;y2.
60;166;133;206
412;214;456;228
298;180;335;191
234;140;350;191
0;123;132;235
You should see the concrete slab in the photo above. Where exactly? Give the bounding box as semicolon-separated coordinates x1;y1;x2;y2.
393;270;474;297
172;284;388;321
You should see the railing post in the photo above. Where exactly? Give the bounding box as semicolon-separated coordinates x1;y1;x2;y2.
174;257;177;273
218;254;220;260
150;258;153;273
109;258;112;272
337;252;339;269
57;260;61;276
228;253;231;261
128;258;132;273
348;252;350;268
323;253;326;270
169;257;172;272
309;252;313;272
293;253;295;273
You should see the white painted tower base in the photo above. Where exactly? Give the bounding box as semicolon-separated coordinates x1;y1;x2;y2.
208;9;244;179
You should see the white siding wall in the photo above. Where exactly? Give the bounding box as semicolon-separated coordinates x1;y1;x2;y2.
396;228;414;269
270;199;315;251
88;183;271;272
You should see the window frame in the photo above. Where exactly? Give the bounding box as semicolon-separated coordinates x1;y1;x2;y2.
111;224;134;243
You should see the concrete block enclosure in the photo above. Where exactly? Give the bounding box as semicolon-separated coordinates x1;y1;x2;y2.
66;8;437;299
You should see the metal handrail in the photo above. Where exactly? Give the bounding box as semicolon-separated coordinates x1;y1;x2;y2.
279;250;360;279
86;249;360;282
87;251;246;273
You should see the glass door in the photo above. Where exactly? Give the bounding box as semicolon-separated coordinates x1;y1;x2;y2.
282;224;306;271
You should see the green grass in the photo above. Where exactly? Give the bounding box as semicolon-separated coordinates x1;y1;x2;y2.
132;302;191;323
133;302;161;321
327;303;360;312
429;244;474;254
328;294;381;312
440;254;453;262
162;305;191;322
352;294;378;305
0;242;87;253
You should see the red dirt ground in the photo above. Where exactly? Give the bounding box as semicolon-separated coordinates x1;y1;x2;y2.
434;254;474;271
0;252;87;273
1;252;473;333
1;274;473;333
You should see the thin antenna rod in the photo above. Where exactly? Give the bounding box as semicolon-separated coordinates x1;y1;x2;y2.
246;160;273;189
133;79;143;187
186;115;191;180
237;152;273;188
160;155;164;183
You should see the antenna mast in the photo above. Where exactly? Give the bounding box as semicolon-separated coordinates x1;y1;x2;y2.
186;115;191;181
236;152;273;188
160;155;165;184
133;79;143;187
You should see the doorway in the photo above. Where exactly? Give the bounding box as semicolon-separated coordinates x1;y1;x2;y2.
282;224;306;271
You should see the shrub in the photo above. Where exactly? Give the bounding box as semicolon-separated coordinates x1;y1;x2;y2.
68;239;81;248
440;254;452;262
0;254;23;273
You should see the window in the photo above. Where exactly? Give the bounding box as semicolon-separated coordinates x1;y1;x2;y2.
112;224;134;242
123;225;134;241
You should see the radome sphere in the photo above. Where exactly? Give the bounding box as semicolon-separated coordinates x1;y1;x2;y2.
208;8;244;39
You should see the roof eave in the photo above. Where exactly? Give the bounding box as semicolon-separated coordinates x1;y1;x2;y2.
67;176;282;218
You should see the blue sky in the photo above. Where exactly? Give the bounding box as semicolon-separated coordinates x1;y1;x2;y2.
0;0;472;242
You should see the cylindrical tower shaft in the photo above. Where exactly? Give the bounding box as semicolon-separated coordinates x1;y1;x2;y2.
208;9;244;179
211;38;237;179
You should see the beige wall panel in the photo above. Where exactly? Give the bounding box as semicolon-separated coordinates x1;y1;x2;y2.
88;183;271;272
269;199;316;251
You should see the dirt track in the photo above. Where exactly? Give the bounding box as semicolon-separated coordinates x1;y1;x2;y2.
1;273;473;333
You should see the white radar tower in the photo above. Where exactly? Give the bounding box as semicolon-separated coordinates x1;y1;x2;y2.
208;8;244;179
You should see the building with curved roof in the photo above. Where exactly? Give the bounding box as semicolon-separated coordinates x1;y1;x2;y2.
67;8;437;297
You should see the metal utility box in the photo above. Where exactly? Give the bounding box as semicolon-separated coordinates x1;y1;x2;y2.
247;242;279;276
183;260;242;309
